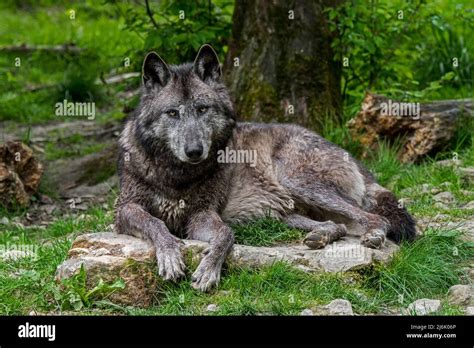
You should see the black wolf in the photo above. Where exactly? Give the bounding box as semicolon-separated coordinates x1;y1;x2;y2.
115;44;416;291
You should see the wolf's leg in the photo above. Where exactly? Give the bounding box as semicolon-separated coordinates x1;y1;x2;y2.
283;214;347;249
115;203;185;280
282;178;389;248
186;211;234;292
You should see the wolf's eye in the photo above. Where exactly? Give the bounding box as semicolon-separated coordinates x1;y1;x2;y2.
167;109;179;118
197;106;208;114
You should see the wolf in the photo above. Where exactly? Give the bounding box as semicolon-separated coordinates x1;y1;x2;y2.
115;44;416;291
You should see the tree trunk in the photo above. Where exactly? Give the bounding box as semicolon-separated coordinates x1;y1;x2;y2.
348;93;473;163
223;0;342;130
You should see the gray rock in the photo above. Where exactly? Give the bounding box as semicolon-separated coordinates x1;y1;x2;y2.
459;167;474;185
405;299;441;315
300;308;314;316
447;285;472;306
433;202;448;209
420;184;431;194
433;191;455;204
435;159;462;168
465;307;474;315
320;299;354;315
56;232;399;307
462;201;474;210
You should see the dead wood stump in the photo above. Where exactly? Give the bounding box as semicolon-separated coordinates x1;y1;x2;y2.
0;141;43;208
348;93;472;163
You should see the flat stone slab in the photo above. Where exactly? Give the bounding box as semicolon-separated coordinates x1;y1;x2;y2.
56;232;398;306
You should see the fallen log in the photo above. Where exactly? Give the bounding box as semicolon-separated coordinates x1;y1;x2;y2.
348;93;473;163
0;43;82;54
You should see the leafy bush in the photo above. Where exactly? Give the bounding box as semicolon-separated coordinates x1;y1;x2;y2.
106;0;234;68
325;0;473;111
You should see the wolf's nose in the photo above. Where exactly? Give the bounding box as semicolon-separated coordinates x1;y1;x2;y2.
185;143;203;160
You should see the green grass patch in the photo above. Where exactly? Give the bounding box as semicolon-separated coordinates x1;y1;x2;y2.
231;215;305;246
363;228;472;307
44;133;107;161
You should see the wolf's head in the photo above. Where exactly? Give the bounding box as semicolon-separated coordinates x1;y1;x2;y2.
135;44;235;165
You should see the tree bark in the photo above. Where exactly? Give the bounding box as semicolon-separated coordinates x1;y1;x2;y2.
223;0;342;130
348;93;473;163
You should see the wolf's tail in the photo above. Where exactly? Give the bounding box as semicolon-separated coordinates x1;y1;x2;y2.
370;190;417;244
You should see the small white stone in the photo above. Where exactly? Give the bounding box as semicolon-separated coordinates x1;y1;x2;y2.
465;307;474;315
206;304;219;312
300;308;314;316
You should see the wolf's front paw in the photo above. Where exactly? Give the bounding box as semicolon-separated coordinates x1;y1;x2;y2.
191;254;222;292
360;229;386;249
155;241;185;281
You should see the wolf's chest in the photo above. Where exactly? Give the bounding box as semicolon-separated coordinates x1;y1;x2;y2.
151;195;189;229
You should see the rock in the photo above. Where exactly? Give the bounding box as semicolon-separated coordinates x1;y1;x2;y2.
447;285;472;306
435;159;463;168
206;304;219;312
316;299;354;315
56;232;399;306
48;144;117;197
433;213;450;221
0;217;9;225
404;299;441;315
56;233;158;307
0;141;43;208
416;218;474;240
300;308;314;316
401;184;432;196
433;202;448;209
459;167;474;185
439;181;453;189
465;307;474;315
462;201;474;210
433;191;455;204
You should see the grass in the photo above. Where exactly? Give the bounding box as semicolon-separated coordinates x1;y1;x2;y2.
44;133;107;161
231;216;305;246
363;228;472;306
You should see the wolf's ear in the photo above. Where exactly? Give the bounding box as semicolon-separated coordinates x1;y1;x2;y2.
142;52;171;89
193;44;221;83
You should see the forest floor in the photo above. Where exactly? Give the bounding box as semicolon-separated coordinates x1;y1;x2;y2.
0;2;473;316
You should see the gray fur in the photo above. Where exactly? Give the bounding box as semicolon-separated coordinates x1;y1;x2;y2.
115;44;416;291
